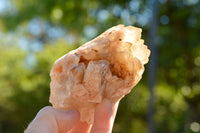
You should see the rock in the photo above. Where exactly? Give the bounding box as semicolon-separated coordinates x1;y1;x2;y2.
49;25;150;124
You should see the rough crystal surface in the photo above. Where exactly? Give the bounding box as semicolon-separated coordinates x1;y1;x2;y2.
49;25;150;124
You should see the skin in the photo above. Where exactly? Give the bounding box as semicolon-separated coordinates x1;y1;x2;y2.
25;99;119;133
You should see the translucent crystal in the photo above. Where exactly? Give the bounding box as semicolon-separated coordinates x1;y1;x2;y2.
49;25;150;124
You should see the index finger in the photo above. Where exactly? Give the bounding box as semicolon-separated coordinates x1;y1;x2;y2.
90;99;119;133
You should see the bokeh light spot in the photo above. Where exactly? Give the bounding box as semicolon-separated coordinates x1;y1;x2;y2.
51;8;63;20
97;9;109;22
159;0;167;4
25;53;37;69
190;122;200;132
160;15;169;25
129;0;140;12
65;34;75;44
194;56;200;66
47;26;65;39
136;8;152;26
112;5;122;16
121;9;130;20
28;18;45;36
83;25;98;39
181;86;191;96
184;0;199;6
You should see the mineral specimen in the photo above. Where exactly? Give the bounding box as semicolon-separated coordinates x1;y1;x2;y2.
49;25;150;124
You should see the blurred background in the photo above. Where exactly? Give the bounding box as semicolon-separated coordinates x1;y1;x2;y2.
0;0;200;133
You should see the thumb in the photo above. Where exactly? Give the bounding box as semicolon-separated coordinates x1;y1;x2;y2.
25;106;80;133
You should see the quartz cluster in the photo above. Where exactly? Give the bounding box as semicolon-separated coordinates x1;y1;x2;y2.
49;25;150;124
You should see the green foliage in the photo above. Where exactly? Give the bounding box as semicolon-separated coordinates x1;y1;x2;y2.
1;0;129;32
0;41;76;133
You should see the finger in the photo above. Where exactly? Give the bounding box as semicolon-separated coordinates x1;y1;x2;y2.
50;107;80;133
68;121;92;133
25;106;80;133
110;101;119;129
90;99;119;133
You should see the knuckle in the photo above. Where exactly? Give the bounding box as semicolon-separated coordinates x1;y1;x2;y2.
37;106;54;118
41;106;53;112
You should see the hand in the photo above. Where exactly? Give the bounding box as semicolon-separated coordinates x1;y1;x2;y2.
25;99;119;133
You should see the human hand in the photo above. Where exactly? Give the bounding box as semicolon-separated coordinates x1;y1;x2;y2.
25;99;119;133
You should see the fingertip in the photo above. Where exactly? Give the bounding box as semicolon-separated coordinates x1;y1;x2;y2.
90;99;115;133
25;107;81;133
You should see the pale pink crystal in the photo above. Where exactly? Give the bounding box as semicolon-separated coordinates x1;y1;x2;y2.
49;25;150;124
